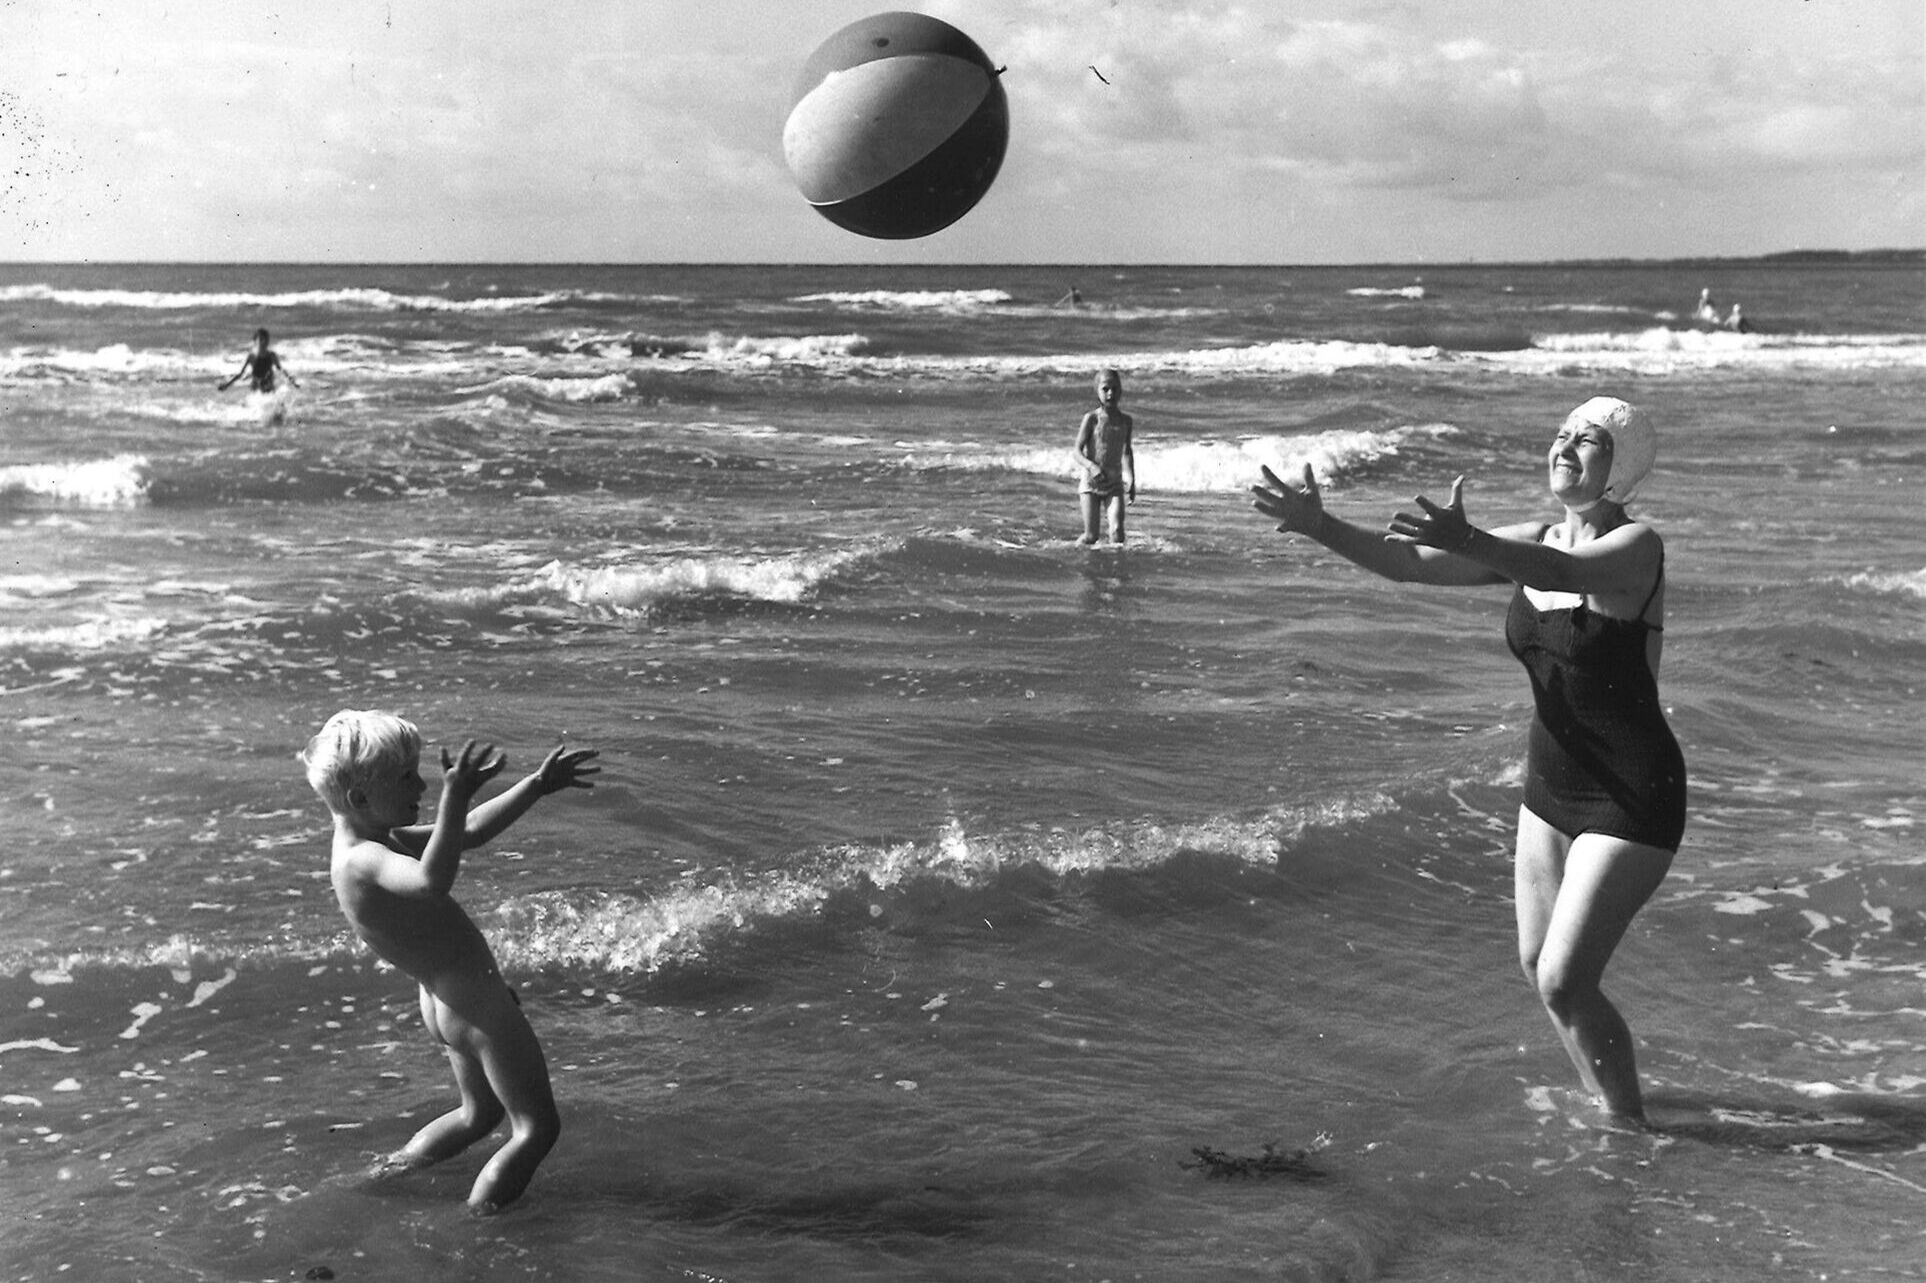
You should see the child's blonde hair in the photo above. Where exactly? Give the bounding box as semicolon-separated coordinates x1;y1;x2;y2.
300;709;421;814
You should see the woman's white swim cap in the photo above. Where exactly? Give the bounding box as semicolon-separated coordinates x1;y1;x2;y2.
1565;396;1656;502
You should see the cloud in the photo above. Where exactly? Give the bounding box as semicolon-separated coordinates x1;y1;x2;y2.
995;10;1552;197
5;0;1918;261
979;0;1920;234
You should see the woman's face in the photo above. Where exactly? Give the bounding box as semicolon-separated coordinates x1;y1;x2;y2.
1547;415;1614;507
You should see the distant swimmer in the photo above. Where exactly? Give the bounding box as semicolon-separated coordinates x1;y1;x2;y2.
218;327;298;394
1074;367;1136;546
1724;304;1753;334
1693;288;1721;325
1057;285;1084;307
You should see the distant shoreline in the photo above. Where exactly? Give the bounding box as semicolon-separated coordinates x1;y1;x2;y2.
0;250;1920;269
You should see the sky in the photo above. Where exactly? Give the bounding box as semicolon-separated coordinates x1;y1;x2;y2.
4;0;1921;264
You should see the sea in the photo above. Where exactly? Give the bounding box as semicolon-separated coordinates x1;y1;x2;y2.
1;258;1922;1282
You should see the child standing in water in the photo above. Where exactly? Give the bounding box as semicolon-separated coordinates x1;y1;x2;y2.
1073;367;1136;545
218;327;298;393
300;709;599;1211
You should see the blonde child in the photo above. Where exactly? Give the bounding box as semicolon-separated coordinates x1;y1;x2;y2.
1073;367;1136;545
300;709;598;1211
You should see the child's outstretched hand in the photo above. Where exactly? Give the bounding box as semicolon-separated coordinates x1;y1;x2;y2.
532;744;600;796
440;739;507;798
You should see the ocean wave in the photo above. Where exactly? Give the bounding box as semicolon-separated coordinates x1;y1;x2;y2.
998;302;1227;322
9;324;1923;391
0;799;1368;981
1531;327;1926;354
540;547;878;614
791;288;1013;312
0;283;663;314
1347;285;1426;300
1535;302;1658;316
0;573;85;599
1502;329;1926;375
0;615;171;652
1840;568;1926;600
0;455;150;506
1149;424;1458;493
494;788;1427;975
410;544;891;619
487;811;1299;974
960;423;1457;493
464;372;636;403
696;331;873;362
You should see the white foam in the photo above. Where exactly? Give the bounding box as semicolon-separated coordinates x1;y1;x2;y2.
544;546;876;614
0;574;83;598
941;423;1457;493
488;812;1291;974
1840;568;1926;600
1511;328;1926;374
0;455;149;506
413;544;888;618
0;616;170;651
0;283;591;313
791;288;1013;311
470;372;634;403
697;331;872;362
10;324;1919;390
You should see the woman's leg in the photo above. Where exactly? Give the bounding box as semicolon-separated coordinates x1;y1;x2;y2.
1515;807;1673;1118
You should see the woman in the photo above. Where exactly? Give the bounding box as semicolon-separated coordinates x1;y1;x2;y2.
1250;397;1684;1121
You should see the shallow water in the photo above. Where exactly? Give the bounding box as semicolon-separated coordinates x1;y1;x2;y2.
2;259;1924;1280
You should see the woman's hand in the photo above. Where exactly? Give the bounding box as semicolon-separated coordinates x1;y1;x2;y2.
1251;463;1325;537
1388;476;1476;552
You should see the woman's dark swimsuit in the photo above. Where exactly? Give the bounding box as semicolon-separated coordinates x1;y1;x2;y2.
1504;558;1686;851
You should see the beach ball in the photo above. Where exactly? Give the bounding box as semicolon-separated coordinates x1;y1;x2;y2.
783;11;1008;240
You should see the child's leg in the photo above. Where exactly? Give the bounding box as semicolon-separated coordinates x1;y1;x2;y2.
398;1045;509;1164
1108;494;1127;543
394;984;507;1167
465;1017;561;1212
1079;491;1101;544
435;983;561;1211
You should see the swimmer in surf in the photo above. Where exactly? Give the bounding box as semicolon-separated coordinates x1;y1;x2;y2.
1074;367;1136;545
219;327;298;393
1251;397;1684;1123
1693;288;1720;325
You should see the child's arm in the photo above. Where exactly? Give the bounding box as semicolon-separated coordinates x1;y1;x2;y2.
1073;411;1101;478
274;354;299;388
216;356;250;391
390;744;599;853
456;744;599;846
415;740;507;894
1122;425;1136;500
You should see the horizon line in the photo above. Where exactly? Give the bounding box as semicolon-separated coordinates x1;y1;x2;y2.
1;250;1922;271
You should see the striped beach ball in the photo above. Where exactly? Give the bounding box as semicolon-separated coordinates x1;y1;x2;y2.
782;12;1008;240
